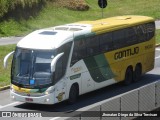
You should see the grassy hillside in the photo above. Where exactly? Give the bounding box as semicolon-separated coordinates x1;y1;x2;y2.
157;30;160;44
0;0;160;37
0;44;16;87
0;0;45;18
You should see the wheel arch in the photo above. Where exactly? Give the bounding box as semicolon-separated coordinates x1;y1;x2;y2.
135;63;142;70
67;82;79;104
66;82;80;100
71;82;79;95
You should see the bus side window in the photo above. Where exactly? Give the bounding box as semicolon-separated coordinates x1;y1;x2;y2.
99;32;113;52
135;25;147;42
146;22;155;40
55;57;63;82
55;42;72;82
113;29;126;49
86;36;99;56
71;39;86;66
126;27;137;45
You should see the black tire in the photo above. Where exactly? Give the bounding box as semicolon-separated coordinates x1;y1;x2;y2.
133;64;142;82
124;67;133;85
68;85;78;104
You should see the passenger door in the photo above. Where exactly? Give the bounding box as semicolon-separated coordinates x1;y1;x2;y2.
54;79;66;103
81;71;94;94
54;42;72;103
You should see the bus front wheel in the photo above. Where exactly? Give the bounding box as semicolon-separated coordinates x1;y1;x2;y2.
124;67;133;85
68;84;79;104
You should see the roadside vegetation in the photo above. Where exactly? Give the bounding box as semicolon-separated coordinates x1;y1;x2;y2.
0;0;160;37
0;44;16;87
0;0;160;86
156;29;160;44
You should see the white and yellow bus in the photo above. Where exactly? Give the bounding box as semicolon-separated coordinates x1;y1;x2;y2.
4;15;155;104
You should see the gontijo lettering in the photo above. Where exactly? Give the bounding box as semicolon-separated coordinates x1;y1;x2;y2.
114;47;139;60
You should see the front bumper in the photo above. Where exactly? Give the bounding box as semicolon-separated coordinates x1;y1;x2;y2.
10;90;54;105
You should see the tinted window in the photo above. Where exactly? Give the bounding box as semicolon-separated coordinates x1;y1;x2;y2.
125;27;138;45
113;29;126;49
71;39;86;65
146;22;155;40
86;36;99;56
134;25;147;42
55;42;72;81
100;32;113;52
55;57;63;81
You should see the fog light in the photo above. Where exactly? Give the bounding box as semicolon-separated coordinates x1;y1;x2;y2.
45;99;49;102
10;85;15;92
12;95;15;100
45;87;55;95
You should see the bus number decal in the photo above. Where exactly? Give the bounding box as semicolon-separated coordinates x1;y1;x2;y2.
114;47;139;60
145;44;153;50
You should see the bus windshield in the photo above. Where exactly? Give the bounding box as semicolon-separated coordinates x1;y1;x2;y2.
11;48;56;89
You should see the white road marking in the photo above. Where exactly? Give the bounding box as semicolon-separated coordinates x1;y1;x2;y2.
0;102;19;109
156;48;160;51
155;47;160;59
0;105;2;108
50;117;61;120
155;55;160;59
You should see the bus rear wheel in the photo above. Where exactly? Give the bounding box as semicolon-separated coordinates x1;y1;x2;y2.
68;84;79;104
133;64;142;82
124;67;133;85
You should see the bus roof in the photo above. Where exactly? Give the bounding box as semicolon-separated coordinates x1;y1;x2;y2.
17;30;73;49
77;15;154;34
17;23;92;49
17;15;154;50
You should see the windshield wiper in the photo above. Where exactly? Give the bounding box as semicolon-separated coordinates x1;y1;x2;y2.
20;74;29;77
17;73;29;77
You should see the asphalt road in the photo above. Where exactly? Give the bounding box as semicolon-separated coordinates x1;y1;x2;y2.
0;37;23;46
0;47;160;120
156;20;160;29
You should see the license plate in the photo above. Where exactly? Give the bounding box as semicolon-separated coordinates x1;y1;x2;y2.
25;98;33;102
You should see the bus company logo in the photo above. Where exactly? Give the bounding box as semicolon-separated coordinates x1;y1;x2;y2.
114;47;139;60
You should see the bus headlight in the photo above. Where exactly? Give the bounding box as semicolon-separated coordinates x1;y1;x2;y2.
45;99;50;102
45;88;55;95
12;95;15;100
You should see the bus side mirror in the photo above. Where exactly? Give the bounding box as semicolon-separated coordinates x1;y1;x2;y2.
4;51;14;68
51;52;64;72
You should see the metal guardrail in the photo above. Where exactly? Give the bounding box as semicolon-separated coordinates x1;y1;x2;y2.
64;81;160;120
